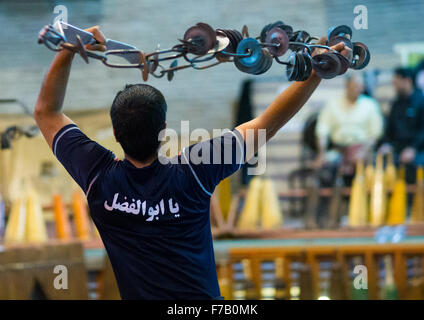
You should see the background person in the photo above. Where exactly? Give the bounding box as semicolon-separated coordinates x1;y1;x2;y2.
314;73;383;183
414;60;424;95
379;67;424;183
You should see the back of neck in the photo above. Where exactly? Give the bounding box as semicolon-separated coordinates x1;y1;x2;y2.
125;153;158;168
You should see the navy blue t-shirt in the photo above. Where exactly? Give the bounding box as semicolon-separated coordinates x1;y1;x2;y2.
52;124;245;299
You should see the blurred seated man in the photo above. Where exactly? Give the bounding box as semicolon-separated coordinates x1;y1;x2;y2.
415;61;424;95
379;67;424;183
314;73;383;184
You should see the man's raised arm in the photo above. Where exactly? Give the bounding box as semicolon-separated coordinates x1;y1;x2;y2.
235;42;347;159
34;26;106;148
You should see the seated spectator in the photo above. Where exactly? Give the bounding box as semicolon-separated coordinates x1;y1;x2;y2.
415;61;424;95
314;73;383;180
379;67;424;183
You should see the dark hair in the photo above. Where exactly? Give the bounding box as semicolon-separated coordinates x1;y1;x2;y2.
110;84;167;162
394;67;414;80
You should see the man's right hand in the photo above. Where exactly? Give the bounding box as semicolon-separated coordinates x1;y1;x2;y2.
312;37;351;59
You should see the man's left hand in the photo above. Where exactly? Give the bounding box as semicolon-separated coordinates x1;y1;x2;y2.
84;26;106;52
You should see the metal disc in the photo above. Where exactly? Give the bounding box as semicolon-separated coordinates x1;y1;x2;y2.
300;52;313;81
286;52;298;81
197;22;217;46
229;30;243;53
207;34;230;54
295;52;306;81
271;20;285;28
260;24;273;42
336;52;350;75
235;38;263;68
278;25;293;37
234;57;251;73
232;29;243;44
265;27;289;57
215;30;232;61
216;29;234;52
215;29;239;61
327;25;352;40
227;30;239;52
312;53;342;79
254;51;273;75
183;22;216;55
251;53;265;75
290;30;311;43
234;44;267;75
327;35;353;49
351;42;370;70
271;21;293;37
167;59;178;81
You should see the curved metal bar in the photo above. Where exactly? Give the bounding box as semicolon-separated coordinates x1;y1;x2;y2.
145;47;185;58
40;26;67;43
43;37;63;52
102;61;143;68
308;44;332;50
191;61;222;70
274;56;290;65
260;42;280;48
185;53;217;64
289;41;312;54
220;51;251;58
289;42;342;56
160;64;193;74
102;49;143;68
86;50;107;61
156;52;186;63
151;65;167;78
39;27;67;52
159;64;192;77
152;72;166;79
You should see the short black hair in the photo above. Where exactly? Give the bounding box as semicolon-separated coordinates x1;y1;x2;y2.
110;84;167;162
394;67;414;80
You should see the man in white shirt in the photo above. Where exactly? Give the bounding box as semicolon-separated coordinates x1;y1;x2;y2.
314;73;383;173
